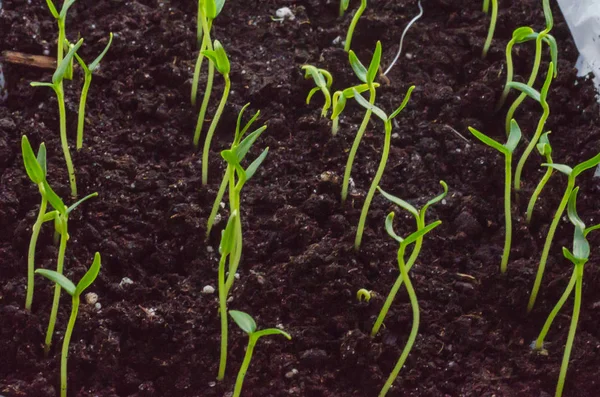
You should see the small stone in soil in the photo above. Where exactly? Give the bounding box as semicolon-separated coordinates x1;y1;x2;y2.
201;285;215;294
85;292;98;305
300;348;328;366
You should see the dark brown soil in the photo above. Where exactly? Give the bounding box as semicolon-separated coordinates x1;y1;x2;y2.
1;0;600;396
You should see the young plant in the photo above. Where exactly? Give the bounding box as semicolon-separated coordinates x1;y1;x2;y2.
302;65;333;118
468;119;522;273
508;61;554;190
496;27;557;111
197;40;231;185
216;211;238;380
39;184;97;355
35;252;101;397
504;0;555;134
526;132;553;223
44;0;77;70
229;310;291;397
343;0;367;52
532;188;599;397
21;136;48;311
71;33;114;150
527;152;600;312
31;39;83;199
481;0;498;58
191;0;225;107
339;42;382;205
378;214;441;397
331;82;377;135
371;181;447;337
351;86;415;250
206;104;266;239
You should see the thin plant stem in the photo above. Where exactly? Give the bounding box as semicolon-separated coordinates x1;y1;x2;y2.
526;161;553;223
193;17;214;148
355;121;391;250
57;20;65;65
379;244;420;396
344;0;367;52
232;335;257;397
482;0;498;58
501;152;513;273
555;266;583;397
225;216;242;295
202;74;231;185
25;196;48;311
534;269;577;349
217;253;228;381
514;105;550;191
528;181;573;312
497;40;516;112
196;0;203;47
60;296;79;397
56;88;77;198
206;166;231;240
342;85;375;204
76;73;92;150
45;227;68;355
191;19;212;107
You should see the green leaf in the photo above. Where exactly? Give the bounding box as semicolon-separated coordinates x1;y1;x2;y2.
41;181;66;214
341;0;350;12
467;127;507;154
389;86;416;120
219;210;238;256
215;0;226;16
35;269;76;296
421;181;448;218
67;192;98;215
30;82;55;89
536;132;552;156
366;41;382;84
53;38;83;85
331;91;347;120
221;149;239;166
240;109;261;138
75;252;102;296
562;247;580;266
572;153;600;178
584;224;600;238
402;220;442;247
348;50;368;83
512;26;535;42
236;126;267;162
21;136;45;184
567;188;585;232
230;310;257;334
73;51;90;75
384;212;404;244
245;148;269;180
542;163;573;176
306;87;321;105
378;187;418;218
204;0;217;19
505;119;522;153
352;89;388;122
45;0;60;18
302;65;327;89
254;328;292;340
202;40;230;75
507;82;541;103
235;103;250;142
59;0;77;20
89;32;114;72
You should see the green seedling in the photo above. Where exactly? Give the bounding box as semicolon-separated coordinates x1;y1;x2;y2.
496;27;557;111
35;252;101;397
351;86;415;250
343;0;367;52
371;181;447;337
527;153;600;312
206;104;266;239
38;185;97;355
44;0;77;72
356;288;372;302
217;211;238;381
191;0;225;107
302;65;333;118
481;0;498;58
229;310;291;397
331;83;378;135
339;42;382;205
526;132;553;223
508;61;554;191
378;214;441;397
197;40;231;185
532;188;599;397
21;136;48;311
468;119;522;273
71;33;113;150
31;39;83;199
504;0;555;134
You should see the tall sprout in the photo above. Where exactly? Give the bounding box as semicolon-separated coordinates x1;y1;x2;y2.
481;0;498;58
343;0;367;52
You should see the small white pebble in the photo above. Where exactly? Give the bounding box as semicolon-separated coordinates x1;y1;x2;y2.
85;292;98;305
119;277;134;288
202;285;215;294
441;199;447;205
234;273;240;280
332;35;342;45
206;246;214;253
95;302;102;310
405;52;413;60
275;7;295;20
285;368;299;378
208;381;216;387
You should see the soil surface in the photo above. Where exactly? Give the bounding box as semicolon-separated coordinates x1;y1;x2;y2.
1;0;600;396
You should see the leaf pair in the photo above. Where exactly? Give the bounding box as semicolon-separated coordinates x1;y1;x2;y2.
349;41;381;85
302;65;333;117
469;119;522;155
230;310;291;340
31;38;83;90
36;252;101;298
202;0;226;20
45;0;76;20
384;212;441;247
70;33;113;75
352;85;415;125
203;40;230;75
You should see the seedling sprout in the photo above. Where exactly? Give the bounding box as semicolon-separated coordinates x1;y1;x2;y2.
343;0;367;52
302;65;333;118
526;132;553;223
481;0;498;58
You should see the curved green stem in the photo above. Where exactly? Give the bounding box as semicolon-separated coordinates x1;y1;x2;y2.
342;85;375;204
225;216;242;295
60;296;79;397
534;269;576;350
202;74;230;185
76;73;92;150
501;152;513;273
232;335;257;397
355;121;391;250
206;166;231;240
497;40;516;112
379;244;420;396
193;18;214;148
25;196;48;311
482;0;498;58
44;227;68;355
56;88;77;198
191;19;212;107
514;106;550;191
57;19;65;65
217;253;228;381
528;181;574;312
344;0;367;52
526;158;553;223
555;266;583;397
